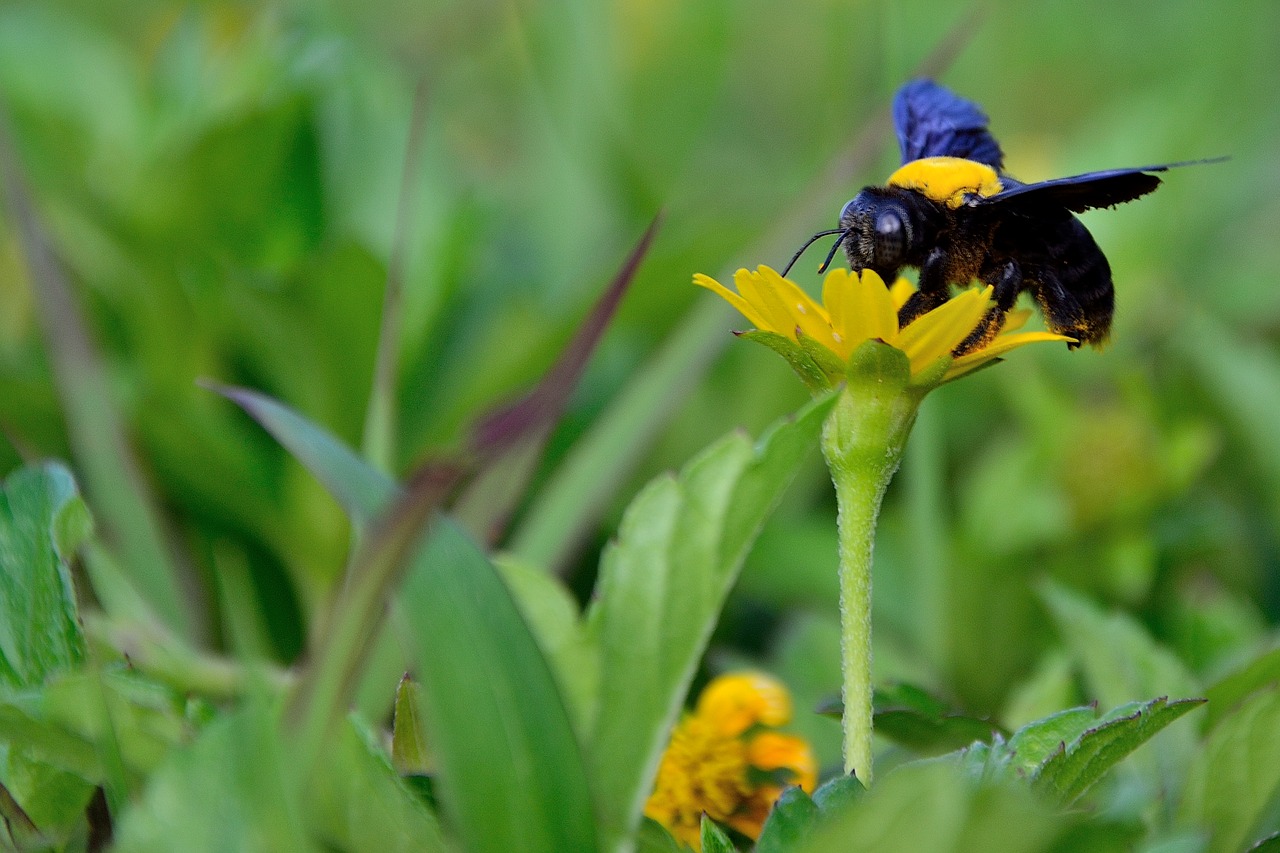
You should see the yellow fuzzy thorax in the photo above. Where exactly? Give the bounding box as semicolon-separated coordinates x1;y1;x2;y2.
887;156;1003;208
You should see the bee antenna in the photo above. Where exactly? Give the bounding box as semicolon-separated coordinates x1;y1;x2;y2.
781;228;847;277
816;231;850;274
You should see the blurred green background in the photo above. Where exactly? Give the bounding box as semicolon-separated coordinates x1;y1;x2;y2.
1;0;1276;775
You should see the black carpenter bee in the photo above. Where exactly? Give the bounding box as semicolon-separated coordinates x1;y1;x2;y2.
785;80;1218;352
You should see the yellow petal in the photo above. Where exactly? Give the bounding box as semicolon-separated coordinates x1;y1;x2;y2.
696;672;792;736
694;273;772;331
822;268;855;358
896;286;994;374
944;329;1076;380
733;268;799;338
841;269;900;349
757;266;832;344
889;276;916;311
1001;307;1033;334
746;731;818;792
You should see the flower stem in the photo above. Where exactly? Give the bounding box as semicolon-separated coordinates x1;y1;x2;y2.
820;356;921;785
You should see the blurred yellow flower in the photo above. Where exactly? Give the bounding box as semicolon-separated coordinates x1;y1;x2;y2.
694;266;1072;385
645;672;817;850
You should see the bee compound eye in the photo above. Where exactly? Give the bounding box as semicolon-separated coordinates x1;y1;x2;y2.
876;211;903;237
839;198;858;223
874;211;906;264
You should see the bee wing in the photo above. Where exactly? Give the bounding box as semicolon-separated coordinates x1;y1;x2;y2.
977;168;1163;214
893;79;1004;169
976;159;1223;214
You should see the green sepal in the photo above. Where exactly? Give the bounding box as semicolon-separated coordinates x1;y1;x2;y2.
822;340;920;479
738;330;834;393
940;356;1003;385
844;338;912;396
795;329;848;384
907;352;953;389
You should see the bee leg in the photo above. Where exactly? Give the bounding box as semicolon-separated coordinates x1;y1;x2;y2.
1030;266;1106;350
897;247;951;327
953;259;1022;356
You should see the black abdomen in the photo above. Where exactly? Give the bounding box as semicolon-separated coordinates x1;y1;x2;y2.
998;214;1115;347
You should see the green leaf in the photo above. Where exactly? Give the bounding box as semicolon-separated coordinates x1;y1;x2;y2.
997;706;1099;777
112;703;311;853
700;816;735;853
1179;685;1280;853
390;675;428;775
811;774;864;815
0;668;190;781
210;383;397;524
1032;696;1205;805
958;706;1099;785
395;518;597;853
871;682;1004;755
636;817;684;853
0;779;44;850
1249;832;1280;853
755;786;818;853
1039;582;1201;798
796;759;1079;853
285;451;467;773
0;759;92;850
586;394;835;849
0;512;156;827
306;715;446;853
494;555;597;736
0;463;90;690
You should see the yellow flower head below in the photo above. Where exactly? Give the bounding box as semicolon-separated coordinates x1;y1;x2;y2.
694;265;1073;388
645;671;816;850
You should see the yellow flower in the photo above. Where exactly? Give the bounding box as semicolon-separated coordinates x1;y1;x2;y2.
645;672;817;850
694;266;1072;387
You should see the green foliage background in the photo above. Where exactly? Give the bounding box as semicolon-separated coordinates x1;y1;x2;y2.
0;0;1278;850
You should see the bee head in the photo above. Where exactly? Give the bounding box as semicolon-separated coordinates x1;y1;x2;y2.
838;189;912;280
780;187;919;279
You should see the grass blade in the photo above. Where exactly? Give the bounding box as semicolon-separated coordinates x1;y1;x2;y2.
396;518;598;853
208;383;398;525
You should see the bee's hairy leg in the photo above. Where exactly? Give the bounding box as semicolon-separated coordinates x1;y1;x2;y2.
1030;265;1104;350
897;246;951;327
954;259;1022;356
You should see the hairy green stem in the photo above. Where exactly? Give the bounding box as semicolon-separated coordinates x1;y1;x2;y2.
820;361;921;784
